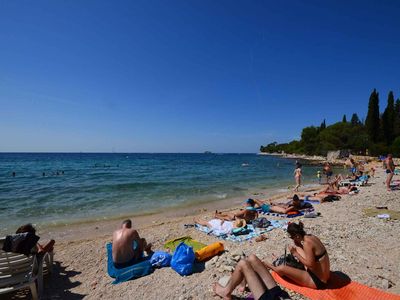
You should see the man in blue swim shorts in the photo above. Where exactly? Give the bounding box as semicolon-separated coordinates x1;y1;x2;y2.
112;219;153;268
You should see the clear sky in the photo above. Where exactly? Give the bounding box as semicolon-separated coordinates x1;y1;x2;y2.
1;1;399;153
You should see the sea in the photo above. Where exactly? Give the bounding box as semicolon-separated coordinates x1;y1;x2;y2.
0;153;321;234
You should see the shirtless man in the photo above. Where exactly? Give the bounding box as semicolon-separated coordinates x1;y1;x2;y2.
385;154;395;191
112;219;152;268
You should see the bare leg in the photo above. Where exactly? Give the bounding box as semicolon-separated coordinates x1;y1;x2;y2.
386;173;394;191
215;212;236;221
266;263;316;289
247;254;277;290
213;259;267;300
194;217;211;228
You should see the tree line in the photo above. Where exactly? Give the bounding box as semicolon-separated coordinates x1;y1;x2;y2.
260;89;400;156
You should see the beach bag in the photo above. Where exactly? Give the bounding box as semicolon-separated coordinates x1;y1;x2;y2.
232;227;250;236
195;242;224;262
171;242;195;276
252;217;271;228
150;251;172;268
273;247;304;270
322;195;341;202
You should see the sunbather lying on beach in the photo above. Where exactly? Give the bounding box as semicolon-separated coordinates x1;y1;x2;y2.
213;254;291;300
214;198;258;222
263;222;331;290
112;219;153;268
254;195;304;214
194;217;247;236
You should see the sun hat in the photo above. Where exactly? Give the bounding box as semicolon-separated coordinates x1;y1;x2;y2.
234;219;247;228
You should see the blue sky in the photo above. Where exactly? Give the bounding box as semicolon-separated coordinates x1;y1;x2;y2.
1;0;399;152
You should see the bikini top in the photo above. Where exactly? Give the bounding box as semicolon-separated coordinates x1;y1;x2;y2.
315;249;327;261
246;206;257;211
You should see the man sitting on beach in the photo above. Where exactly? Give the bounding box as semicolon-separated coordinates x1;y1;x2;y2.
254;195;304;214
112;219;152;268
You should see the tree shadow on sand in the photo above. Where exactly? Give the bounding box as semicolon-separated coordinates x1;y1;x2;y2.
43;261;85;300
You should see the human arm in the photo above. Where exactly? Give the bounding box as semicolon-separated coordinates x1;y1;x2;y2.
289;241;316;269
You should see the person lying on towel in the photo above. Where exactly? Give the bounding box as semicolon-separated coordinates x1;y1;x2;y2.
264;222;331;290
214;198;259;222
253;195;304;214
193;217;247;236
112;219;153;269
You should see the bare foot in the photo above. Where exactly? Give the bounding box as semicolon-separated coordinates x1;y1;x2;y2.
213;283;232;300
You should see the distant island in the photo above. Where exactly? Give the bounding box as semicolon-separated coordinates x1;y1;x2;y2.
260;89;400;157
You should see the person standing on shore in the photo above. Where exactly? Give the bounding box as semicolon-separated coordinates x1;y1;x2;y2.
323;162;333;183
293;163;302;192
317;170;321;184
384;154;395;191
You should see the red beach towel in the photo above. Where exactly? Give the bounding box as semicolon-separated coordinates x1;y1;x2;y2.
272;271;400;300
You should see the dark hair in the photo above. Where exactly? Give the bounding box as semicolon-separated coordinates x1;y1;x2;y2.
292;194;300;202
287;221;306;237
122;219;132;228
246;198;255;206
16;223;36;234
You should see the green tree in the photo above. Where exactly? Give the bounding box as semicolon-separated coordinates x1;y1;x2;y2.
365;89;381;143
393;99;400;138
300;126;320;155
320;119;326;130
342;115;347;123
381;91;395;145
350;113;361;126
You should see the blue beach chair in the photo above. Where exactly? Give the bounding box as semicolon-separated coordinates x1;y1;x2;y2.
106;243;153;284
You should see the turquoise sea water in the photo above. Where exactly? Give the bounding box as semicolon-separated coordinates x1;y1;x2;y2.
0;153;320;233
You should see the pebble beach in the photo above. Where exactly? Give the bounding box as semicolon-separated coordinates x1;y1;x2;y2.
28;164;400;300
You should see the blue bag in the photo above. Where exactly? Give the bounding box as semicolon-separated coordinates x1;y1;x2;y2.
150;251;172;268
170;242;195;276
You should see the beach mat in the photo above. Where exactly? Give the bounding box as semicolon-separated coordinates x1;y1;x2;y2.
164;236;207;252
272;271;400;300
195;220;287;242
363;208;400;220
106;243;153;284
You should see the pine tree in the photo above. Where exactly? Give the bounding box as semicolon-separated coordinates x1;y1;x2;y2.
320;119;326;130
365;89;381;143
381;91;395;145
394;98;400;138
342;115;347;123
351;113;361;126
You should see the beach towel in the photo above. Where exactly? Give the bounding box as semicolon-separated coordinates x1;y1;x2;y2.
106;243;153;284
363;208;400;220
164;236;207;252
195;220;287;243
272;271;400;300
259;210;304;218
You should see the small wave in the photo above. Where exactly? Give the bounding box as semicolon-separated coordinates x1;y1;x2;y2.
216;193;227;199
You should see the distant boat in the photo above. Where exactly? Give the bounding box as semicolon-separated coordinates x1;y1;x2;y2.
204;151;212;154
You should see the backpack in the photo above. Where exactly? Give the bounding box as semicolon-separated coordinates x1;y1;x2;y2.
252;217;271;228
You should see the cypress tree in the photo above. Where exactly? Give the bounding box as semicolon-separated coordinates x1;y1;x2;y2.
382;91;395;145
320;119;326;130
342;115;347;123
365;89;381;143
350;113;361;126
394;98;400;138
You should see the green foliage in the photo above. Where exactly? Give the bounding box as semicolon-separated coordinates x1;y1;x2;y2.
381;91;395;145
350;113;361;126
365;89;381;143
260;89;398;156
391;136;400;157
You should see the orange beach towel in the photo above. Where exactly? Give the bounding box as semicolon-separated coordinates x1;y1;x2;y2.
272;271;400;300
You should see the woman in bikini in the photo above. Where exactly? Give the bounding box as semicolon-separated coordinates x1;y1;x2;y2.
264;222;330;289
293;163;302;192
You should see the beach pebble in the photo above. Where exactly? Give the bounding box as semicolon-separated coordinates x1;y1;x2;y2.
218;275;230;287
